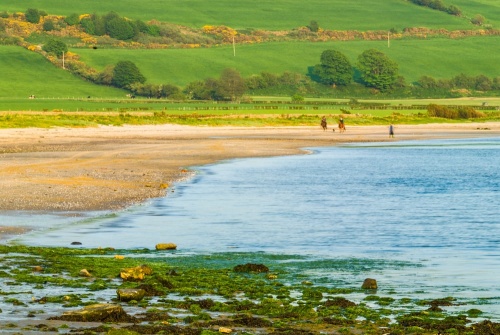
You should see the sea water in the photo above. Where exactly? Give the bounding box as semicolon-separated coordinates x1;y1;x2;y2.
4;137;500;319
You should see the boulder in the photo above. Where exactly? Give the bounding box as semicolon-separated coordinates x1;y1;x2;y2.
361;278;378;289
120;264;153;281
155;243;177;250
117;288;146;302
49;303;137;322
79;269;92;277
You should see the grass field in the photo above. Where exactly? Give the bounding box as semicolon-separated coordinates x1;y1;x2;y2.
1;95;498;114
74;36;500;87
0;46;127;99
451;0;500;26
1;0;477;31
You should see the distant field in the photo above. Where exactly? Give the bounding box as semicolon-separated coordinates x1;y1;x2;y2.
75;36;500;87
0;46;127;99
2;0;476;31
451;0;500;26
1;96;498;114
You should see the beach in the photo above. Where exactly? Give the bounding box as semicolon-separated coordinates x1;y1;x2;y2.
1;122;499;215
1;122;500;334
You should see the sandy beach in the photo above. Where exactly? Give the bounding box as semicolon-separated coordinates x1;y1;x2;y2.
1;122;499;214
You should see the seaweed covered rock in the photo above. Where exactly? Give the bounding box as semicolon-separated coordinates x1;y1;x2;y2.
120;264;153;281
155;243;177;250
50;303;137;322
361;278;378;289
233;263;269;273
117;288;146;302
472;320;500;335
323;297;357;308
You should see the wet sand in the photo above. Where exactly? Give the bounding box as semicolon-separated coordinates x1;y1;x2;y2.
1;122;499;218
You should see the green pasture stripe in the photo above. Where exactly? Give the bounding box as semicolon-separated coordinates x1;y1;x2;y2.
75;37;500;87
451;0;500;26
0;46;127;99
1;0;478;30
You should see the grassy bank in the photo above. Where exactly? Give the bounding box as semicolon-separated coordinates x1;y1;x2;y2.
1;107;500;128
0;46;127;99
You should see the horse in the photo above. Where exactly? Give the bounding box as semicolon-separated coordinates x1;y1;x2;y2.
320;118;327;131
338;122;346;133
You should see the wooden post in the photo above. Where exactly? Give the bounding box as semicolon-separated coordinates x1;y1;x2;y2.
233;36;236;56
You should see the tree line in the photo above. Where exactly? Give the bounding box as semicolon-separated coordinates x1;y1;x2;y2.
312;49;400;91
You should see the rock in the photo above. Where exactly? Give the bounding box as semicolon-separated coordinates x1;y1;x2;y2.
114;255;125;260
70;241;82;245
361;278;378;289
32;266;43;272
117;288;146;302
219;327;232;333
233;263;269;273
49;303;137;322
155;243;177;250
79;269;92;277
120;264;153;281
324;297;357;308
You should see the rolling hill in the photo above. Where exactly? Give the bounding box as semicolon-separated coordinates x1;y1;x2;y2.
0;0;499;100
1;0;487;31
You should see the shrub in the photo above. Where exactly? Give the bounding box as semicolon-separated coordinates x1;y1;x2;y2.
106;17;135;40
43;19;55;32
42;39;68;57
64;13;80;26
25;8;41;24
471;14;485;26
308;20;319;32
291;94;304;102
427;104;485;119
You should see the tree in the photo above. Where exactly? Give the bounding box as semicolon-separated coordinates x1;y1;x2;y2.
25;8;40;23
418;75;437;89
357;49;399;90
42;39;68;57
218;68;246;101
474;75;492;91
112;61;146;88
313;49;353;86
106;17;135;40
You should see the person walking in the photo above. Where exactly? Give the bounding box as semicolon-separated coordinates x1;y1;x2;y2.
389;124;395;138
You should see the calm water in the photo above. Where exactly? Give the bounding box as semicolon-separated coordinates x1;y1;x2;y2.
4;137;500;319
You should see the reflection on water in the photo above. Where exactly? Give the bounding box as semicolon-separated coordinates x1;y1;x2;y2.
4;137;500;319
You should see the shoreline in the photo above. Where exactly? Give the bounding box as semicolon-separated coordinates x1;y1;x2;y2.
1;123;499;334
2;122;499;212
1;122;500;238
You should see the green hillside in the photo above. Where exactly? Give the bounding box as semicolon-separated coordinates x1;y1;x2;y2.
451;0;500;26
1;0;482;31
75;37;500;87
1;0;499;103
0;46;126;99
